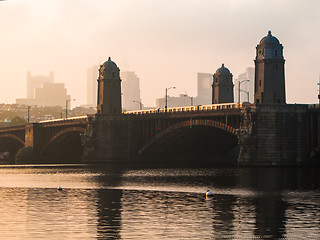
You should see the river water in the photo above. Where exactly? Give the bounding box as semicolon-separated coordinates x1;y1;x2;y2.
0;164;319;239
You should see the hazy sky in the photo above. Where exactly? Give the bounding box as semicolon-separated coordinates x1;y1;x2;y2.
0;0;319;107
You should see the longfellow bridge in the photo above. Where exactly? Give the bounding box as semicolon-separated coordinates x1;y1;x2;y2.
0;102;318;165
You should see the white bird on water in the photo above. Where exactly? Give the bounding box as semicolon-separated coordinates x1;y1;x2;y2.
206;190;214;197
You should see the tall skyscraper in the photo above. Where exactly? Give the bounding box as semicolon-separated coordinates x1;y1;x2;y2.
212;64;234;104
27;71;54;99
87;65;99;107
254;31;286;104
121;71;142;110
195;73;212;105
234;67;254;103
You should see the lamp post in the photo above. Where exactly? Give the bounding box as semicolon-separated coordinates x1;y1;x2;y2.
165;86;176;112
240;90;250;102
238;79;250;103
27;105;36;123
188;96;193;106
66;99;75;119
133;100;143;110
318;75;320;105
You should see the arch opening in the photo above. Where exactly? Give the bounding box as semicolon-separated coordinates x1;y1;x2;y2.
140;125;239;166
41;129;84;163
0;135;25;163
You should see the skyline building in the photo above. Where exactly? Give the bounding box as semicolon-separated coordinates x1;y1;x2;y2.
27;71;54;99
87;65;99;107
156;94;193;108
34;82;70;107
121;71;142;110
195;72;212;105
16;71;70;108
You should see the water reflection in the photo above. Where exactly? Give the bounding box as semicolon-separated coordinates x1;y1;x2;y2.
0;165;318;239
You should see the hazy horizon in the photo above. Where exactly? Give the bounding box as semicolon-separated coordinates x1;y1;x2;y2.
1;0;319;108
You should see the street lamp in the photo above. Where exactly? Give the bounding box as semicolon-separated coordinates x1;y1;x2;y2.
133;100;143;110
238;79;250;103
240;90;250;102
165;86;176;112
66;99;75;119
318;75;320;105
188;96;193;106
27;105;36;123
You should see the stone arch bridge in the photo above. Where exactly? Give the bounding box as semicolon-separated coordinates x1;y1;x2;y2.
0;103;314;165
0;116;88;163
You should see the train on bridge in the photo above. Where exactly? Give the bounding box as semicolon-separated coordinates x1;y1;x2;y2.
124;102;248;115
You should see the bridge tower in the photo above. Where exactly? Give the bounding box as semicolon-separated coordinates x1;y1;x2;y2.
212;64;234;104
254;31;286;104
97;57;122;114
90;57;129;162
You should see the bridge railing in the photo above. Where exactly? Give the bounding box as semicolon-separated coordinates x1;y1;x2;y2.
124;103;244;115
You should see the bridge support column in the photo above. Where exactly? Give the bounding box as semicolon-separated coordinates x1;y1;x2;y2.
85;114;138;163
239;104;309;165
25;123;36;147
15;123;39;164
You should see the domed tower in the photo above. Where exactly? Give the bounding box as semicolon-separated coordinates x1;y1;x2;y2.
254;31;286;104
212;64;234;104
97;57;122;114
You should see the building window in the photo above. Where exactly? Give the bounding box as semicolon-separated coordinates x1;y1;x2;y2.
275;50;278;57
259;80;261;87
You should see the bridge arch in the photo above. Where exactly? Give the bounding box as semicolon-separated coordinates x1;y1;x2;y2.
139;119;239;162
0;134;25;162
40;127;85;163
0;133;24;146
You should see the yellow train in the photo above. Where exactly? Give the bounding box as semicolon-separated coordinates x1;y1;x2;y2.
124;103;247;115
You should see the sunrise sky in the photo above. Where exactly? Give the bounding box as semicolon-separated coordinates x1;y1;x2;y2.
0;0;319;107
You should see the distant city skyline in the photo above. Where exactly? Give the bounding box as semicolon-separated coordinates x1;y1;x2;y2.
16;72;70;108
0;0;319;107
